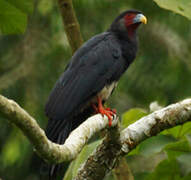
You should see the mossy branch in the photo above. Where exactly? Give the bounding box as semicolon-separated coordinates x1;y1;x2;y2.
0;94;191;179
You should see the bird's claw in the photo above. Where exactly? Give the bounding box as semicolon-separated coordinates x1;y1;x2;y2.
99;108;116;127
92;97;117;127
105;107;117;114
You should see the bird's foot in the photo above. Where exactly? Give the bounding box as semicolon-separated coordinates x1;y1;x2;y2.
105;107;117;114
92;97;116;127
98;107;116;127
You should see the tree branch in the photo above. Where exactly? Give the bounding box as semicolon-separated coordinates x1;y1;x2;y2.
74;99;191;180
0;95;117;163
120;99;191;154
1;95;191;179
57;0;83;53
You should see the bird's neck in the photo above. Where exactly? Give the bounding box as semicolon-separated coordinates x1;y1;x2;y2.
126;23;140;40
113;31;138;64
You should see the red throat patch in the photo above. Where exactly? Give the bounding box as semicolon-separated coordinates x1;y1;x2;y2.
124;14;140;38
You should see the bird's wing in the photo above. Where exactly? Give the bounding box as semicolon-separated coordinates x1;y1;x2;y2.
45;33;125;121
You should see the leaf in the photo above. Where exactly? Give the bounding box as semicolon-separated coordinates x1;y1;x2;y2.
122;108;148;128
164;139;191;160
138;134;176;157
126;154;166;174
63;140;102;180
186;134;191;146
0;0;33;34
1;131;22;166
180;122;191;136
162;122;191;139
162;125;182;138
6;0;33;14
63;161;75;180
38;0;53;15
145;159;181;180
154;0;191;20
177;152;191;176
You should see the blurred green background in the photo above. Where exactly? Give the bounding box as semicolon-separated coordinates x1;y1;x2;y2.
1;0;191;180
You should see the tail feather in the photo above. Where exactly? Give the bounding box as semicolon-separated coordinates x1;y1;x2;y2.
42;107;94;180
47;121;72;180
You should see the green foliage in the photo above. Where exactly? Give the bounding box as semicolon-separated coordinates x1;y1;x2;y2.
139;134;176;157
38;0;53;15
154;0;191;20
0;0;33;34
1;131;21;165
164;138;191;160
124;107;191;180
1;0;191;179
64;140;102;180
177;153;191;176
145;159;181;180
122;108;148;128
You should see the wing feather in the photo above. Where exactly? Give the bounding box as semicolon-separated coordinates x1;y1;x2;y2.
45;32;125;124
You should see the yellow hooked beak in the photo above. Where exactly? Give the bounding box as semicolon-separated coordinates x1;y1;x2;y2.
140;15;147;24
133;14;147;24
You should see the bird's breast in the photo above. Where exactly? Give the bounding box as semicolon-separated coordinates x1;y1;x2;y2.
98;81;118;101
80;82;118;113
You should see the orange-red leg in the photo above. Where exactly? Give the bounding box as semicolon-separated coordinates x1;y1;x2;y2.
93;97;116;127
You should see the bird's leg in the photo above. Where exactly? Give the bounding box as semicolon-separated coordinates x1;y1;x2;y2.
96;96;116;127
105;107;117;114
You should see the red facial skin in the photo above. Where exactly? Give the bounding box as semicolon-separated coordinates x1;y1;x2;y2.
124;13;140;38
124;14;137;26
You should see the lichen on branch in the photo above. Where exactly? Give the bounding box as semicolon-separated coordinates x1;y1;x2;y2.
1;94;191;179
0;95;118;163
74;99;191;180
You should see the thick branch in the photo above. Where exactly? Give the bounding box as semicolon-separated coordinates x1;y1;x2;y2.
120;99;191;154
74;99;191;180
0;95;117;163
1;94;191;179
57;0;83;53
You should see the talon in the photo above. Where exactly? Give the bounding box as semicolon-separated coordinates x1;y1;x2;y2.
112;109;117;114
95;97;116;127
105;107;117;114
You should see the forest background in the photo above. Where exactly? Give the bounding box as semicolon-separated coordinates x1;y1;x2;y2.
0;0;191;180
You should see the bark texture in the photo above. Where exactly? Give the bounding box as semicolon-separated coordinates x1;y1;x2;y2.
1;95;190;179
0;95;117;163
74;99;191;180
57;0;83;53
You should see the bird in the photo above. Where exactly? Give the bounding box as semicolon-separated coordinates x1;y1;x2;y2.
44;9;147;179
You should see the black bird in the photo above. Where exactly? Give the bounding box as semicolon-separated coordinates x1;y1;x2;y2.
45;9;147;179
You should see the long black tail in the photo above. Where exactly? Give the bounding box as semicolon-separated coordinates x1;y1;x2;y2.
48;121;72;180
42;107;94;180
40;120;72;180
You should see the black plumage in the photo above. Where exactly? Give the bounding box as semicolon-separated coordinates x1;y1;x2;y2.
44;9;146;179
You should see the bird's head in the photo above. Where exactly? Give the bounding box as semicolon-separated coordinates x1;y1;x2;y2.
109;10;147;39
